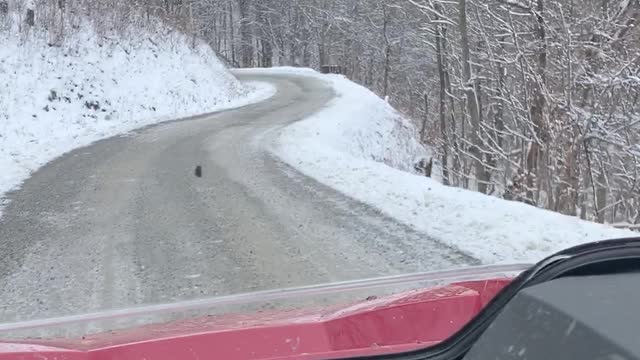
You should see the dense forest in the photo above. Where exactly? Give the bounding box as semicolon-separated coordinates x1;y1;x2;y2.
4;0;640;227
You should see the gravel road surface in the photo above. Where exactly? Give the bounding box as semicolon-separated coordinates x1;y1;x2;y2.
0;73;476;325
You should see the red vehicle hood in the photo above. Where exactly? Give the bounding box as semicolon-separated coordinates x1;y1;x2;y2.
0;265;527;360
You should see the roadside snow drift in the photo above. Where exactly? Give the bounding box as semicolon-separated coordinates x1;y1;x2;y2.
252;67;635;264
0;26;274;207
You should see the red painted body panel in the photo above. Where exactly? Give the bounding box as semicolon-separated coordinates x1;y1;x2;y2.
0;278;512;360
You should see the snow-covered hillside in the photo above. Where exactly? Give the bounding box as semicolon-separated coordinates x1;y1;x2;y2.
253;67;635;264
0;25;274;207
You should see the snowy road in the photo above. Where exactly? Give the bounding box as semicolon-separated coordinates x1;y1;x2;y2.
0;73;475;323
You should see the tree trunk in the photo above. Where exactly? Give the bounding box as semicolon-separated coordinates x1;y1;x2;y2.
26;8;35;27
238;0;252;67
189;1;196;48
441;23;461;186
0;1;8;17
382;4;391;98
262;39;273;67
525;0;548;204
434;6;450;186
365;53;374;87
494;38;506;151
255;2;273;67
229;2;236;66
289;41;295;65
420;92;428;141
596;170;607;223
458;0;485;193
302;37;311;67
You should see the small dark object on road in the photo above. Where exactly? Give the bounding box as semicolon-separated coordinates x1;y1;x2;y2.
195;165;202;178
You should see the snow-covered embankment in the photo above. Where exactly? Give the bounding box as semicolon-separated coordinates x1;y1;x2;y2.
254;67;634;264
0;27;275;208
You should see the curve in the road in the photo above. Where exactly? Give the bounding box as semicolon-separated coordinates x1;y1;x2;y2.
0;73;477;324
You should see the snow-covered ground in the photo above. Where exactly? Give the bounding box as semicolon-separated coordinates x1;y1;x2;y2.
0;26;275;210
248;67;636;264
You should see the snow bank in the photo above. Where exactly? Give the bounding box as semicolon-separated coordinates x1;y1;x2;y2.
0;26;275;207
240;67;429;171
259;67;635;264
